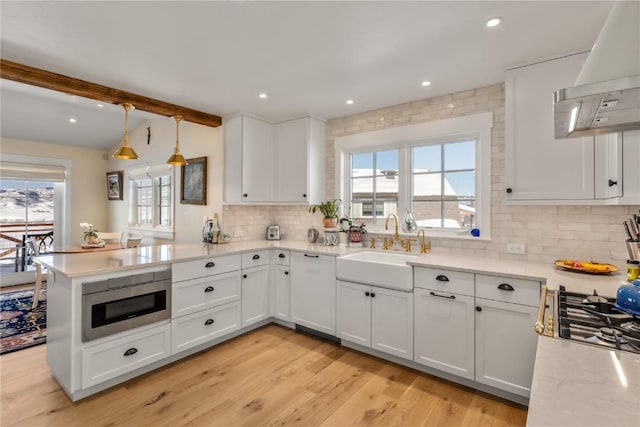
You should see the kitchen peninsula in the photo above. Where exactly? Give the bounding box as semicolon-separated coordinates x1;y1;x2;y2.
38;241;638;426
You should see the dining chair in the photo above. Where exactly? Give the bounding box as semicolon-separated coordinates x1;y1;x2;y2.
97;232;124;244
25;238;44;309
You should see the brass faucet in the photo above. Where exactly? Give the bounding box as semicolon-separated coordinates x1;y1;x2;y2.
370;237;376;249
417;229;430;254
385;213;400;239
403;238;417;252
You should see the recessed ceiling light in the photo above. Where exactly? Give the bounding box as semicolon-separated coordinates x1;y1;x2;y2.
346;99;354;105
421;81;432;87
69;118;77;123
485;17;502;28
97;103;104;108
258;93;267;99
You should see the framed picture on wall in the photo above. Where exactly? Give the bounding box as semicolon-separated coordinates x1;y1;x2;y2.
181;157;207;205
106;171;124;201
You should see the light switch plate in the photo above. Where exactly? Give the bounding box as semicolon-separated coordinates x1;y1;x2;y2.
507;243;526;255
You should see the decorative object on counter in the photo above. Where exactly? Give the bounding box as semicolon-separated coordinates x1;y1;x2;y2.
308;198;341;228
348;223;367;246
106;170;123;201
616;279;640;316
307;226;319;243
401;209;417;233
554;259;619;274
266;225;281;241
212;213;221;243
339;206;352;231
470;228;480;237
181;156;207;205
324;228;339;246
113;103;139;160
80;223;103;246
627;260;640;281
203;213;224;243
166;115;188;166
0;287;47;355
202;217;213;243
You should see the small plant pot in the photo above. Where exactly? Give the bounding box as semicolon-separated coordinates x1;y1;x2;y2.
322;217;338;228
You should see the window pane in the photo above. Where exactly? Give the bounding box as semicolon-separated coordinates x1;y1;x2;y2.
444;171;475;197
413;173;441;199
443;200;469;228
376;150;399;175
413;201;442;227
413;145;441;172
352;153;373;177
444;140;475;170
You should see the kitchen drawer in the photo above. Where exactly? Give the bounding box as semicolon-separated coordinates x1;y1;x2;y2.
475;274;540;307
414;267;474;296
172;271;241;318
242;250;269;268
82;323;171;389
171;301;241;354
172;254;241;282
272;249;290;266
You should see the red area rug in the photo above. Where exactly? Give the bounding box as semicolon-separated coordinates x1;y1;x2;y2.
0;288;46;355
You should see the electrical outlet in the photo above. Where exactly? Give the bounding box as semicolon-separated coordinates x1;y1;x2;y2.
507;243;525;255
234;229;244;237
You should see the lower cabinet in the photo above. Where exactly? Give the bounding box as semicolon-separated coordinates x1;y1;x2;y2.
414;288;475;380
475;298;539;397
241;265;270;327
172;302;241;354
82;323;171;389
271;264;290;322
290;253;336;335
337;280;413;360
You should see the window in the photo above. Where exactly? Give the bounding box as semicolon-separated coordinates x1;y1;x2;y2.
335;113;492;239
129;163;174;235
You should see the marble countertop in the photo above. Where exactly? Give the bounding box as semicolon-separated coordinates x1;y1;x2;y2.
527;336;640;427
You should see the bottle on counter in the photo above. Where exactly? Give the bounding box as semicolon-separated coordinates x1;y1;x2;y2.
627;260;640;282
212;213;221;244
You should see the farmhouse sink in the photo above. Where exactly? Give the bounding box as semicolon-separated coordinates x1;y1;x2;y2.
336;251;414;291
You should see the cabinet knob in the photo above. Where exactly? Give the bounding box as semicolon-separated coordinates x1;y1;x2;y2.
243;274;248;279
608;179;618;187
204;286;215;293
365;291;370;297
371;292;376;298
497;283;515;291
204;318;215;326
506;188;513;194
284;271;289;275
435;275;449;282
123;348;138;357
252;254;260;260
476;306;482;312
303;194;307;198
243;193;248;198
205;262;215;268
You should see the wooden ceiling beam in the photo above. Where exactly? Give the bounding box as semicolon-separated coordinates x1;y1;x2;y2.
0;59;222;128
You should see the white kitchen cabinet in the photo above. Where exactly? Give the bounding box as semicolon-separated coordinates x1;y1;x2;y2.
223;113;275;203
414;288;475;380
474;274;540;398
172;271;241;319
337;280;413;360
271;250;291;322
172;301;241;354
290;252;336;335
241;265;270;327
505;52;596;202
274;116;326;204
594;133;623;199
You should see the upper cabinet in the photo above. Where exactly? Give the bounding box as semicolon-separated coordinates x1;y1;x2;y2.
224;114;325;205
505;53;634;205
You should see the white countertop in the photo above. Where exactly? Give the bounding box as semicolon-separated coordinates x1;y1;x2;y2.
527;336;640;427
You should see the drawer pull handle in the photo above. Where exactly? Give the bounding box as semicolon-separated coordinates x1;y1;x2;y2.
430;291;455;300
252;254;260;260
205;262;215;268
284;271;289;275
304;254;319;258
497;283;515;291
204;286;215;293
204;318;215;326
435;275;449;282
123;348;138;357
279;253;286;258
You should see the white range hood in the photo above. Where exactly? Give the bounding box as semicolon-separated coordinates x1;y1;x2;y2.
554;1;640;139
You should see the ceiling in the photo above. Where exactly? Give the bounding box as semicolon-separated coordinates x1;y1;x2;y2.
0;1;613;150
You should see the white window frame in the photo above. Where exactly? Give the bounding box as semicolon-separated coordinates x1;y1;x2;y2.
128;164;175;240
334;112;492;240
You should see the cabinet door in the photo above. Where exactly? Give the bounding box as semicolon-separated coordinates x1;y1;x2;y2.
275;117;309;202
337;281;371;347
505;53;595;201
414;289;474;380
371;287;413;360
241;265;270;327
242;116;275;202
594;132;623;199
271;265;290;322
475;298;538;397
290;253;336;335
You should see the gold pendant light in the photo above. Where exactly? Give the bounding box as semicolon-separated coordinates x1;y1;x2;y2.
113;103;139;160
167;115;188;166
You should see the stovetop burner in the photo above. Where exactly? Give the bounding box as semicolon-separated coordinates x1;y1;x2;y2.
557;286;640;353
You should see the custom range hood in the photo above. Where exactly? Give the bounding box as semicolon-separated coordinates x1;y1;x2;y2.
554;1;640;138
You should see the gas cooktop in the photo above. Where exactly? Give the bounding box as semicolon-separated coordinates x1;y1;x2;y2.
557;285;640;354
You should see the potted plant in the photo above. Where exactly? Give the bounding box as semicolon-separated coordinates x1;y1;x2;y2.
309;199;342;228
80;222;100;244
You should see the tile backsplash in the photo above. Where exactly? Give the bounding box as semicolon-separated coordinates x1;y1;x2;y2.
223;83;636;264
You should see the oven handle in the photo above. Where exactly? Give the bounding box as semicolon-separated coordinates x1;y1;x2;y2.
534;284;554;336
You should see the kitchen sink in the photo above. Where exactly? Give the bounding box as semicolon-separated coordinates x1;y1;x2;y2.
336;251;414;291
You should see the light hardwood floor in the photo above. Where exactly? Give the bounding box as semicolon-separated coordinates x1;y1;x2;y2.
0;324;527;426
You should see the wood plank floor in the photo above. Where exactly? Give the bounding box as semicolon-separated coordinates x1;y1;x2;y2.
0;324;527;426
